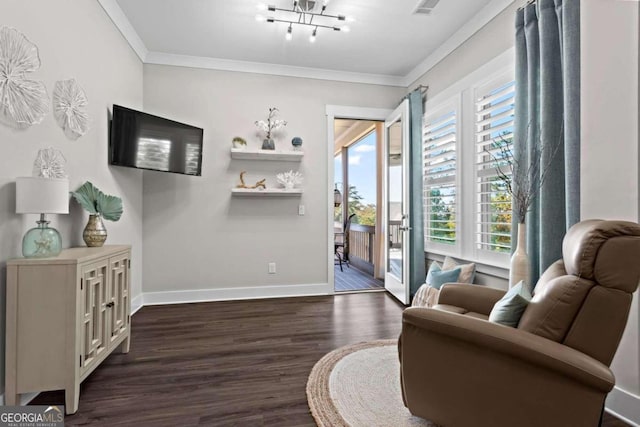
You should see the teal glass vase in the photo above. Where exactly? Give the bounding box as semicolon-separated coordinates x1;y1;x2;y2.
22;216;62;258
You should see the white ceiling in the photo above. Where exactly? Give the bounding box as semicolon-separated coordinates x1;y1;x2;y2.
105;0;512;86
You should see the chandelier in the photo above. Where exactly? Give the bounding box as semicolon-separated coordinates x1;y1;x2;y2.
256;0;353;42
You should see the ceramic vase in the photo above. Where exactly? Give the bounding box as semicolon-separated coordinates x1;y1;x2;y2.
262;138;275;150
83;214;107;247
509;222;530;289
291;137;303;151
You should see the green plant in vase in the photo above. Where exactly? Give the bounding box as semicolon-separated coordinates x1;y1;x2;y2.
71;181;123;247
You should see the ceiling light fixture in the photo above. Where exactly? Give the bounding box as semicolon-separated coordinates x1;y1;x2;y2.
256;0;353;43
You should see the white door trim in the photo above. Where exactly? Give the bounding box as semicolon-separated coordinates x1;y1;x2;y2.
383;100;411;305
326;105;393;294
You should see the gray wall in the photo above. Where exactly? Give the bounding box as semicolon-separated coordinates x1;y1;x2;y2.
409;3;519;94
0;0;143;395
142;65;403;294
581;0;640;419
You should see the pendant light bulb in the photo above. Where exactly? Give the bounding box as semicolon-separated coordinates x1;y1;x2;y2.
310;29;317;43
286;25;293;40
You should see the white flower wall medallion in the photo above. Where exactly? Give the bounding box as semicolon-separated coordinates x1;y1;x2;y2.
0;27;49;128
53;79;89;139
33;147;67;178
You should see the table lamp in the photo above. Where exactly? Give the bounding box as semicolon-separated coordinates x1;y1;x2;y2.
16;177;69;258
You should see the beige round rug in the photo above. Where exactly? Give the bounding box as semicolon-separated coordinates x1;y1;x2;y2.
306;340;437;427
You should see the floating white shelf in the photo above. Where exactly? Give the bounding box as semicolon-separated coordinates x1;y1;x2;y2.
230;148;303;161
231;188;303;197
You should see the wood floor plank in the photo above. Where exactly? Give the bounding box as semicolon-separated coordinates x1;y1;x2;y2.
29;293;630;426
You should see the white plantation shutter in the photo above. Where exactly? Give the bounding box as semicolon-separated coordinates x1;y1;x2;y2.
421;59;515;268
423;98;459;250
475;77;515;255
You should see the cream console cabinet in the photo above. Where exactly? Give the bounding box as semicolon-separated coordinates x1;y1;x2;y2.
5;245;131;414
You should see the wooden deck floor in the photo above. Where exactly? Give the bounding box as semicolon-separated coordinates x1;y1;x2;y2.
334;263;384;292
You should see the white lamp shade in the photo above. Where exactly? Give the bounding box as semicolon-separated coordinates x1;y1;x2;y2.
16;177;70;214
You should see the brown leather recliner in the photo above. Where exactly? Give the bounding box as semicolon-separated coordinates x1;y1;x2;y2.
399;220;640;427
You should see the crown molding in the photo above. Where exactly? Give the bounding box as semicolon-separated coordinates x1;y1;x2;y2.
98;0;149;61
98;0;514;88
402;0;516;87
144;52;406;86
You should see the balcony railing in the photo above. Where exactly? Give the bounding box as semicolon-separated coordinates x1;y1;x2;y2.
350;224;374;262
389;220;402;248
347;221;403;276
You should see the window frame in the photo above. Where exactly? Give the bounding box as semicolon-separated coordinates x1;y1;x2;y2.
421;48;515;270
472;70;515;267
422;94;462;257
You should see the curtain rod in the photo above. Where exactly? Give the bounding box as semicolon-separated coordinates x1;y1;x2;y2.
414;85;428;95
518;0;536;10
400;85;428;104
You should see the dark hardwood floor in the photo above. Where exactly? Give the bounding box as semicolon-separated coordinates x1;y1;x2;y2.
30;292;630;426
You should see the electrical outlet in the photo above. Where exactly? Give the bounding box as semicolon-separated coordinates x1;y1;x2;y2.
268;262;276;274
298;205;305;215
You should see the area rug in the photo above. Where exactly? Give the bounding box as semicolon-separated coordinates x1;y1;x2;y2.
306;340;437;427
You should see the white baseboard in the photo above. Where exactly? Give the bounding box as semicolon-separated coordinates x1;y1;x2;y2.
0;391;39;406
141;283;331;306
131;294;143;315
606;386;640;426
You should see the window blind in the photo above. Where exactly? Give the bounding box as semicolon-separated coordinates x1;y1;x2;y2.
475;80;515;253
423;105;458;247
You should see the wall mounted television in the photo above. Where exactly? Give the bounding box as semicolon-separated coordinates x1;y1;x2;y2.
109;105;204;176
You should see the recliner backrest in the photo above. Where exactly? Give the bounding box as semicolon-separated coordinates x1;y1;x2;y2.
518;220;640;365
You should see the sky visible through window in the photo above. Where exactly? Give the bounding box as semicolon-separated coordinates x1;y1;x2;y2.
334;130;402;203
347;131;377;205
334;131;378;205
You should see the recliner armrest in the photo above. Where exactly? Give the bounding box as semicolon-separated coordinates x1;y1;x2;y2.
403;307;614;392
437;283;505;316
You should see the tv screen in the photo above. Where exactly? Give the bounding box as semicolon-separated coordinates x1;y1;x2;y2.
109;105;204;176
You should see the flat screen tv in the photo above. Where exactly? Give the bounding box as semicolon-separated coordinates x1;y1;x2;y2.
109;105;204;176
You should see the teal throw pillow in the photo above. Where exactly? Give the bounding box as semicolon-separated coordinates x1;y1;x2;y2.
426;263;461;290
489;281;532;328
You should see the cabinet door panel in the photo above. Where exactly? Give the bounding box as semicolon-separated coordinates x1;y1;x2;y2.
108;254;129;345
80;260;108;373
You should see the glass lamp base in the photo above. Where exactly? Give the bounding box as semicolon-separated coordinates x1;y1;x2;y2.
22;223;62;258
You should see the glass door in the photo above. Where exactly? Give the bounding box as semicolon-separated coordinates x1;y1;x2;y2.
384;100;410;304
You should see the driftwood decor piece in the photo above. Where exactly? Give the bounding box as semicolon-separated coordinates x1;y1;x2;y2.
0;27;49;128
236;171;266;190
53;78;89;139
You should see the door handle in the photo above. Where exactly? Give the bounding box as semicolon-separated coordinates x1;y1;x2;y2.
399;226;412;231
106;302;115;308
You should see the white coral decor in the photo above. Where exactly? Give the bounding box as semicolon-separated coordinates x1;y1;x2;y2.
0;27;50;128
276;170;303;190
33;147;67;178
53;78;89;139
